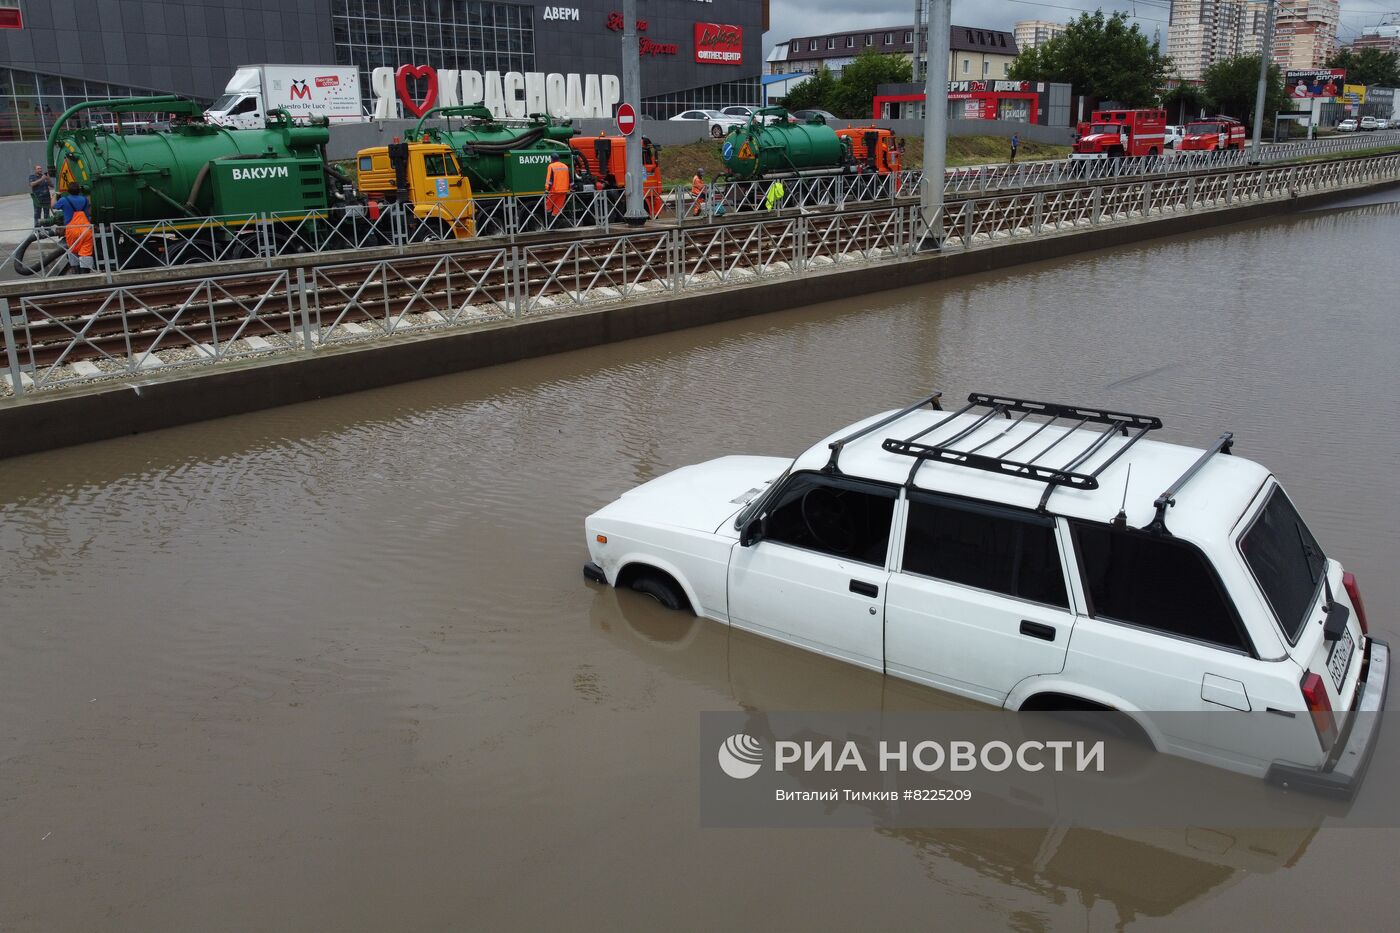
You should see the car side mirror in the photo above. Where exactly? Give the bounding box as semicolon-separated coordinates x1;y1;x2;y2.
739;514;767;548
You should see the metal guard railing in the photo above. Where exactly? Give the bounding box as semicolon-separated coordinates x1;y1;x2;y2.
3;154;1397;398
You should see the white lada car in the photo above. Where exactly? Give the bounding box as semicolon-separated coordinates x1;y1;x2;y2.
583;392;1388;796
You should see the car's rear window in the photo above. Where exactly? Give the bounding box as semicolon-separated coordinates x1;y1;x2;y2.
1238;485;1326;642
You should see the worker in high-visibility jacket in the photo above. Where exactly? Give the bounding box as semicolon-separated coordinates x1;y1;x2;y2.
690;167;706;215
763;178;785;211
545;152;571;218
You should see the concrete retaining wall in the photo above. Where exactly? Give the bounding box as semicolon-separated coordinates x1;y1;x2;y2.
1;141;51;194
1;178;1393;460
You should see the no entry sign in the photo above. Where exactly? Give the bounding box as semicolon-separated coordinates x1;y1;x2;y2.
616;103;637;136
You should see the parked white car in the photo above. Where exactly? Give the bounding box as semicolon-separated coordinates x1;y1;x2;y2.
583;392;1387;796
669;108;746;138
1360;116;1381;131
1164;125;1185;149
1337;118;1359;132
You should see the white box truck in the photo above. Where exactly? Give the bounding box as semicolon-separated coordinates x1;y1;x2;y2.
206;65;364;129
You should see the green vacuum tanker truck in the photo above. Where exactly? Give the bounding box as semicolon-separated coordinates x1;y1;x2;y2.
718;107;904;186
17;96;476;274
407;105;578;196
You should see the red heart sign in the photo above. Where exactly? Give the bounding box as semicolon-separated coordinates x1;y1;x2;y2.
394;64;439;118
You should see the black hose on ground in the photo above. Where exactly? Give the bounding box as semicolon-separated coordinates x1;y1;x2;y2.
11;230;70;277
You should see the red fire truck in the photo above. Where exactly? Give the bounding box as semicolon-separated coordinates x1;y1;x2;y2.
1069;108;1168;160
1178;115;1247;152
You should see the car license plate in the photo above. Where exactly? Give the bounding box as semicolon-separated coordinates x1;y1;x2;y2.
1328;629;1355;692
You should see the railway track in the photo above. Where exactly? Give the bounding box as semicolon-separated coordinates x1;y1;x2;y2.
4;149;1398;389
8;146;1373;294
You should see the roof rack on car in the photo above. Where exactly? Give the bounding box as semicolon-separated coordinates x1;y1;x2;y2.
1145;432;1234;535
882;393;1163;511
823;391;943;474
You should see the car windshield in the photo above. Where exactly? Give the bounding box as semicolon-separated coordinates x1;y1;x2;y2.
1089;123;1123;134
1238;485;1328;642
734;466;792;529
1187;123;1221;134
210;95;238;111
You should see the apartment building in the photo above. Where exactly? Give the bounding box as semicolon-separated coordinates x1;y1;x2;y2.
1273;1;1340;70
1013;20;1066;51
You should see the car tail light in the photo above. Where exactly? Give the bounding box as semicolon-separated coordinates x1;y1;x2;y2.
1342;572;1368;635
1300;672;1338;750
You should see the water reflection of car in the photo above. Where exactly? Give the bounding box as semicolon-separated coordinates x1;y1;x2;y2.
583;392;1387;797
589;585;1321;927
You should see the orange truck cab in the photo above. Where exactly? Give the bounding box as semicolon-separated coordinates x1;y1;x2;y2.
1070;109;1168;160
355;141;475;238
835;126;903;174
1179;116;1247;152
569;134;663;217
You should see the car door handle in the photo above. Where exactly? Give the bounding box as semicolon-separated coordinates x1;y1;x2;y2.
849;580;879;598
1019;620;1056;642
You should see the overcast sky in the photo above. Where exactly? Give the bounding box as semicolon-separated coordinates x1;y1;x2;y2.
762;1;1396;46
762;1;1168;45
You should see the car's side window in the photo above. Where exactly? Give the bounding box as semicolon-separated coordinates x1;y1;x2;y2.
902;494;1069;609
762;474;896;566
1072;521;1249;652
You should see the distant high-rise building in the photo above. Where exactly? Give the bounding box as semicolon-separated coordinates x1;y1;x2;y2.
1168;1;1244;80
1273;1;1340;70
1013;20;1066;51
1168;1;1337;79
1237;1;1271;57
1348;23;1400;55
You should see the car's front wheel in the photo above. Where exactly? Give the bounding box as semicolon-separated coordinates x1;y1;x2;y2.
710;124;725;139
629;571;688;611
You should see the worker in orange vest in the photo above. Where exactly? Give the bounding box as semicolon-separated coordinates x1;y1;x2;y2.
54;181;95;272
545;152;571;218
690;167;707;216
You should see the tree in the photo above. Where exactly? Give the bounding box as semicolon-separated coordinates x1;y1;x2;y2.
779;66;837;113
1201;54;1289;128
1008;11;1169;105
1160;77;1207;124
830;48;911;119
1326;47;1400;88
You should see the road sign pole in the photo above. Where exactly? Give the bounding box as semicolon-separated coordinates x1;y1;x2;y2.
622;0;645;224
1250;0;1276;163
920;0;951;250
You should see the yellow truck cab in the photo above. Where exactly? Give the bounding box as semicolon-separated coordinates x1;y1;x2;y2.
356;141;474;238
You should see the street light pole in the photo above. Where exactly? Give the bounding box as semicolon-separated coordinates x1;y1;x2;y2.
920;0;951;249
622;0;645;223
1250;0;1277;162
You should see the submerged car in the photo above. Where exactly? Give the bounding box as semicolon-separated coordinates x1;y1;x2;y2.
583;391;1388;796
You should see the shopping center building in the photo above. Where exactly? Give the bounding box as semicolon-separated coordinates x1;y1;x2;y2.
0;0;766;140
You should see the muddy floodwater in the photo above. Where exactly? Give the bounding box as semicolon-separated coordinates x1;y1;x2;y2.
3;191;1400;931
